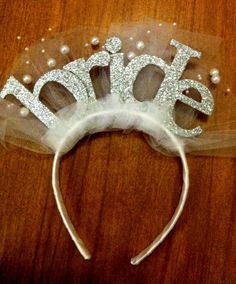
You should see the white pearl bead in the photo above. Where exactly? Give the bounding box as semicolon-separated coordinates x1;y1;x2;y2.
136;41;145;51
25;60;30;65
20;107;30;117
84;43;89;47
41;38;45;42
7;103;14;109
158;23;163;27
127;51;136;61
210;68;219;76
24;47;29;51
226;88;231;93
47;58;56;68
129;37;134;41
60;45;70;55
185;90;190;94
147;30;151;34
22;74;32;84
91;36;99;46
197;74;202;80
48;27;52;32
173;22;177;26
211;75;221;84
17;35;21;40
41;49;46;53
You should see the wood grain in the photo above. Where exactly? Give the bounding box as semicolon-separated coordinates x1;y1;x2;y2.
0;0;235;283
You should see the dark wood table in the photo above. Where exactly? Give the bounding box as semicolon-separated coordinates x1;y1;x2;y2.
0;0;235;283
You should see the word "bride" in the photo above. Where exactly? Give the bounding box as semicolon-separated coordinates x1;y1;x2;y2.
0;37;214;137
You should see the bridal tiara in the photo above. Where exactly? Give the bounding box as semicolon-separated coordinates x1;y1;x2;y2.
0;36;213;137
0;21;234;264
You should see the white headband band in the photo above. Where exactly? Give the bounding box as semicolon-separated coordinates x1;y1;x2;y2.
2;21;232;265
50;107;189;265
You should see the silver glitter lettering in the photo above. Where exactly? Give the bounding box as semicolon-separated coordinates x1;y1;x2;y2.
64;51;110;101
34;69;88;103
0;76;56;127
0;38;214;137
154;40;214;136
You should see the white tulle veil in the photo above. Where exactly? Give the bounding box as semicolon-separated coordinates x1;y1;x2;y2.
0;20;235;156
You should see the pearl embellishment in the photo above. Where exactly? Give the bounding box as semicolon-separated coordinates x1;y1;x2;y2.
211;75;221;84
47;58;56;68
20;107;30;117
22;74;33;84
127;51;136;61
60;45;70;55
7;103;14;109
197;74;202;81
91;36;99;46
210;68;221;84
210;68;219;76
136;41;145;51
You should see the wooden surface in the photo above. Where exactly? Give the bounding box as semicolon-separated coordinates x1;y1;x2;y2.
0;0;235;283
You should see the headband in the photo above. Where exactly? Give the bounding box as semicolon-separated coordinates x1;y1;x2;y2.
0;20;234;264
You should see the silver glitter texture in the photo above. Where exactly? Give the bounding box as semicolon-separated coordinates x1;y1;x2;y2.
34;70;88;103
0;76;56;128
0;37;214;137
121;55;168;102
105;37;122;54
64;51;110;102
